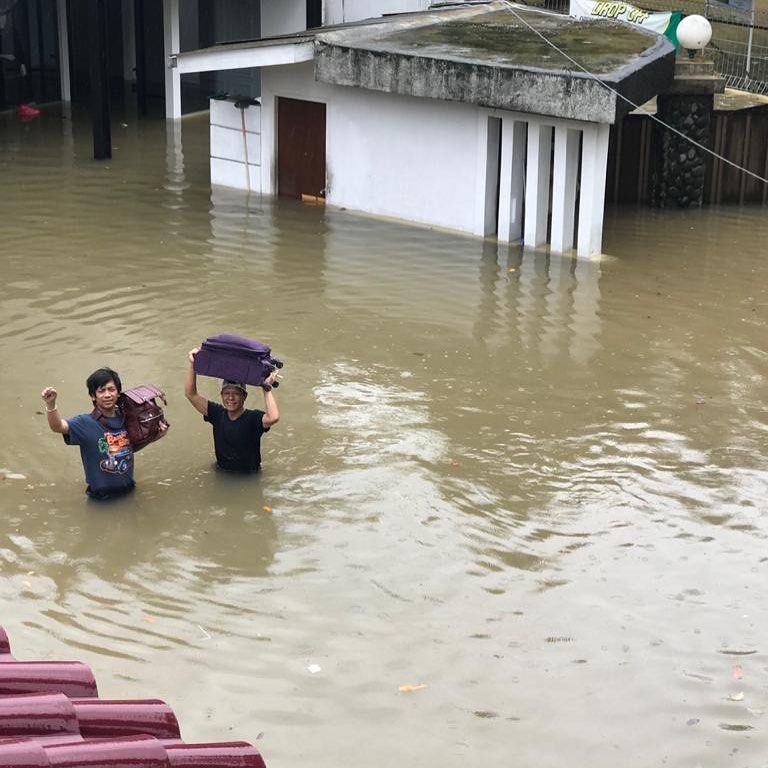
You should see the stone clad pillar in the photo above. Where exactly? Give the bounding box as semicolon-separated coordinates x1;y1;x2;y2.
653;57;724;207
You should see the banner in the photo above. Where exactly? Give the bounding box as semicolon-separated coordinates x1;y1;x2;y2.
570;0;683;47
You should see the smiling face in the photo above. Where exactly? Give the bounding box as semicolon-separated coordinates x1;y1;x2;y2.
93;380;119;416
220;385;246;415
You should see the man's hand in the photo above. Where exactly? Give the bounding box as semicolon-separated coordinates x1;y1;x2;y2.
185;346;208;416
41;386;69;434
263;371;277;388
41;386;58;409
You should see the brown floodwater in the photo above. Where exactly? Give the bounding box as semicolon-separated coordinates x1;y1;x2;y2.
1;104;767;768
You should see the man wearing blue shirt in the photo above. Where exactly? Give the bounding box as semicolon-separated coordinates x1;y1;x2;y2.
41;367;164;500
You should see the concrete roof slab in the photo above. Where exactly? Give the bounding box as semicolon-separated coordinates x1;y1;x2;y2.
315;1;676;123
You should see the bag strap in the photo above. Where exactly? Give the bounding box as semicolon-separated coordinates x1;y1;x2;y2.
90;407;124;429
121;385;167;405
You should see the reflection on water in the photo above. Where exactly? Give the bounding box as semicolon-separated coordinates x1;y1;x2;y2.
1;105;768;768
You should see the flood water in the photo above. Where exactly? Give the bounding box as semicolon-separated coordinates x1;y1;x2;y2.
1;105;767;768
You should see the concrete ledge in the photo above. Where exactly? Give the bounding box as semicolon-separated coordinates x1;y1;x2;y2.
315;2;676;124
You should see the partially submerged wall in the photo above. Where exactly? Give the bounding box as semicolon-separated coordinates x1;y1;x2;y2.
259;62;482;234
210;98;262;192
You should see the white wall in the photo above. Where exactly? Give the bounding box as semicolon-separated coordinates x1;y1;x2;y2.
261;0;306;37
324;0;431;24
260;62;481;234
210;98;262;193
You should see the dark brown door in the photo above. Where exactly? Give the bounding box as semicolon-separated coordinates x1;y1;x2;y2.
277;97;327;199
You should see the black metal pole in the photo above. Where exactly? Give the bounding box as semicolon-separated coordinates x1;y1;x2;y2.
35;0;46;102
89;0;111;159
134;0;147;116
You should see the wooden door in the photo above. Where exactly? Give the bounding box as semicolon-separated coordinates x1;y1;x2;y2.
277;97;327;199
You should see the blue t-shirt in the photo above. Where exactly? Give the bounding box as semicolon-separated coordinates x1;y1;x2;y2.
64;413;135;497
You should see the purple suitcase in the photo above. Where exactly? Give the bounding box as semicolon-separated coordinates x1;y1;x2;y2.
193;333;283;390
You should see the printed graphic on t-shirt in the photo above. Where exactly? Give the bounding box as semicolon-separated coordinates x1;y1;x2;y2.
97;430;132;474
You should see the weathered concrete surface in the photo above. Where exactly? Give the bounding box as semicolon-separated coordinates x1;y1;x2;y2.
663;56;725;96
315;1;676;124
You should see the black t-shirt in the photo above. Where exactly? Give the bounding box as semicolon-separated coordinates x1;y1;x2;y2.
204;401;270;472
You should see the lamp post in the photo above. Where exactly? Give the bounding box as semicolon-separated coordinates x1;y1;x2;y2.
676;14;713;59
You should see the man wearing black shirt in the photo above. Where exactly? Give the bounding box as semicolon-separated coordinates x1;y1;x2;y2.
185;348;279;472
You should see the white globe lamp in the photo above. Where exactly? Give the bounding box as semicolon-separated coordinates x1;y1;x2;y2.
677;15;712;58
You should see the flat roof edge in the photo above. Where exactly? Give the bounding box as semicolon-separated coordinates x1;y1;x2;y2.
315;40;675;123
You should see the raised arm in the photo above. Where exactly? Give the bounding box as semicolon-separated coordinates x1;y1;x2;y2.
41;387;69;435
262;372;280;428
185;348;209;417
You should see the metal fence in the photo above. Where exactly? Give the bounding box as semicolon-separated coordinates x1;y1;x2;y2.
521;0;768;95
712;40;768;93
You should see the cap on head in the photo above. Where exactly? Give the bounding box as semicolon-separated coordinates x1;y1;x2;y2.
221;380;247;395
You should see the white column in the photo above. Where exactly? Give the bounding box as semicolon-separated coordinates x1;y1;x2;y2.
524;122;552;249
56;0;70;102
163;0;181;119
165;120;185;194
577;123;610;258
550;126;580;254
497;119;526;243
260;92;276;195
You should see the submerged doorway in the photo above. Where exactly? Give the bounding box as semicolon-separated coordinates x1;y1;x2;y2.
277;96;326;199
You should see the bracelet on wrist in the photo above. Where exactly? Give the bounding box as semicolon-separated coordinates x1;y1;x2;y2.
45;406;57;412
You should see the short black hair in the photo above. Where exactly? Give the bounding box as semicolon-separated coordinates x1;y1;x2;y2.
86;367;122;397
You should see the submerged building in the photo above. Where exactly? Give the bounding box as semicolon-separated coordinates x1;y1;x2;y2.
176;2;675;257
1;0;677;257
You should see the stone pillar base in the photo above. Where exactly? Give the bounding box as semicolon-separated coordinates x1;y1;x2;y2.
653;93;712;208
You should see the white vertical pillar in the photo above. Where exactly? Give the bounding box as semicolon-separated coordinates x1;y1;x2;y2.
163;0;181;120
551;126;580;254
577;123;610;258
524;122;552;249
260;92;276;195
56;0;70;102
497;119;526;243
165;120;185;193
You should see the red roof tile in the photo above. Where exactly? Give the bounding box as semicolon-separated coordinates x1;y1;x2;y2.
0;628;266;768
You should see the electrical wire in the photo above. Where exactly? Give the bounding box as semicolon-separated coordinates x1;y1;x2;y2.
502;0;768;186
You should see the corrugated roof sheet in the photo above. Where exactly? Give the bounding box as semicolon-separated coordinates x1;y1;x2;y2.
0;627;266;768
